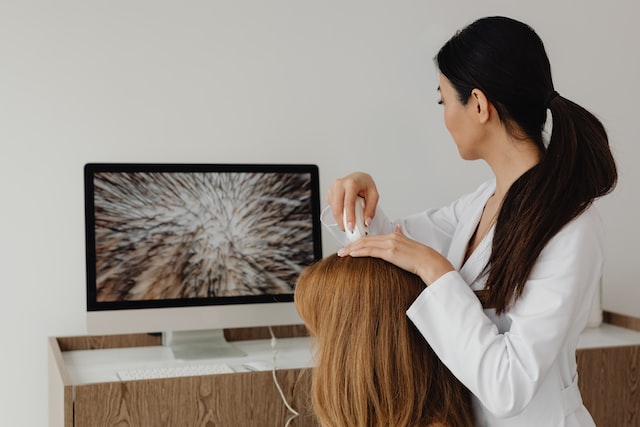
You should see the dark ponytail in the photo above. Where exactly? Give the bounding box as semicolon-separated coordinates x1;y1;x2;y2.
437;17;617;314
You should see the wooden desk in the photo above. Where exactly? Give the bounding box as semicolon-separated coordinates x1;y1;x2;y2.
50;317;640;427
48;326;319;427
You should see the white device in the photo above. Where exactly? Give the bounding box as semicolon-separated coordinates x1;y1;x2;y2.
343;197;368;242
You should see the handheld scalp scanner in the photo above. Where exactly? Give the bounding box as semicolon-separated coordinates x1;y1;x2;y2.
343;197;369;243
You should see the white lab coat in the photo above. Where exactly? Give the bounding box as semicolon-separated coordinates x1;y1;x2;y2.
351;179;599;426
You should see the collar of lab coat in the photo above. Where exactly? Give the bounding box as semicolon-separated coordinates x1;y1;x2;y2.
448;180;496;290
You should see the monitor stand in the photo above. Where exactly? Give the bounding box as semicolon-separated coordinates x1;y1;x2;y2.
162;329;247;360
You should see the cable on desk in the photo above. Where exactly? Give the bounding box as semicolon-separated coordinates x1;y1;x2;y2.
268;326;300;427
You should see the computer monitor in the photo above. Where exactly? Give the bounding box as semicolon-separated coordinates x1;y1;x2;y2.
84;163;322;359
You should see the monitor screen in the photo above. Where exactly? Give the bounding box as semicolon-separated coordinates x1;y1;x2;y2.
84;163;322;349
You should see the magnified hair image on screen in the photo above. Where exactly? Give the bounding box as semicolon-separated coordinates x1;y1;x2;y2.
294;254;475;427
93;170;315;301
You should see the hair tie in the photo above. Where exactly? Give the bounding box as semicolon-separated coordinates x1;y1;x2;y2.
544;90;559;109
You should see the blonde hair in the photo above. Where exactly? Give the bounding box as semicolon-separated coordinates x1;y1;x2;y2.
295;255;474;427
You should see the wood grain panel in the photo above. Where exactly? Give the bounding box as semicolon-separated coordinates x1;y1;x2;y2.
577;345;639;427
57;325;309;351
604;311;640;332
57;333;162;351
225;324;309;341
73;369;318;427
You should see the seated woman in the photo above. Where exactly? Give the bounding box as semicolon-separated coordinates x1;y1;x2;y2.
295;254;475;427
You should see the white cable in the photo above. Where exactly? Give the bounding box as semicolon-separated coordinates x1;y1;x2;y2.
268;326;300;426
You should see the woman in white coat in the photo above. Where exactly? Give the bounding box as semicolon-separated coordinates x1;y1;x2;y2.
327;17;617;426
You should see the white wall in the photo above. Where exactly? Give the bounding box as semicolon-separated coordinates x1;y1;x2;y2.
1;1;638;425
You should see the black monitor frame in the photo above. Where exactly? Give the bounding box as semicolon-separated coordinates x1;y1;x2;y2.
84;163;323;313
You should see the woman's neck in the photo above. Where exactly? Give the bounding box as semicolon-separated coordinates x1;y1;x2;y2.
485;136;542;200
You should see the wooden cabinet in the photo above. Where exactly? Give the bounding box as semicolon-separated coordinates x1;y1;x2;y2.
50;317;640;427
48;327;318;427
576;312;640;427
68;367;314;426
577;345;639;426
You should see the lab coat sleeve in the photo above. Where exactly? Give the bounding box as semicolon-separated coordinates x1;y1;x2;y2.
399;180;495;255
365;205;460;255
322;180;493;250
406;208;604;418
398;207;459;256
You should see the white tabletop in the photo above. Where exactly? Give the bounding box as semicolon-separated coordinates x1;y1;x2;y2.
62;336;314;385
62;324;640;385
577;323;640;349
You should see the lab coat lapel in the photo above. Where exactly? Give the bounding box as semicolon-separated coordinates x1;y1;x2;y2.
448;183;495;289
459;228;494;289
448;208;481;270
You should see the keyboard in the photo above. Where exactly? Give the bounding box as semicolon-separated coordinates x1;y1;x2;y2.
117;363;235;381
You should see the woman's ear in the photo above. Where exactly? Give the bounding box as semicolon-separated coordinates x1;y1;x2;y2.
470;88;490;124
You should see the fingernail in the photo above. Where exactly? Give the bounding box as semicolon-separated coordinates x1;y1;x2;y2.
365;217;372;227
337;248;346;257
346;222;354;232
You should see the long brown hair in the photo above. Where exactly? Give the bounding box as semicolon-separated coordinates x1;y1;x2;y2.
295;255;474;427
437;17;617;313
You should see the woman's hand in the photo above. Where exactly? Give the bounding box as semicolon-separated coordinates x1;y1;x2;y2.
338;226;455;286
327;172;379;231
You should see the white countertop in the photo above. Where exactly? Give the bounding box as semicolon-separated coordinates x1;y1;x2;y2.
62;324;640;385
62;336;314;385
578;323;640;349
